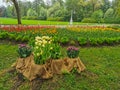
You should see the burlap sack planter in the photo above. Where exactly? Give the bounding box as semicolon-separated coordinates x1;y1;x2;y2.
14;55;85;81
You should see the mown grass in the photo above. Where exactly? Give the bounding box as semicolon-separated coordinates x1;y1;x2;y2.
0;43;18;90
0;43;17;70
41;46;120;90
0;17;110;25
0;17;79;25
0;42;120;90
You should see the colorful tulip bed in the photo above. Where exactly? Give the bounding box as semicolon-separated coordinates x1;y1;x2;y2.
0;25;120;46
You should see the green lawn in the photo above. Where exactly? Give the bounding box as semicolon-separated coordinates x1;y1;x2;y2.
0;17;79;25
0;17;111;25
0;42;120;90
0;43;17;71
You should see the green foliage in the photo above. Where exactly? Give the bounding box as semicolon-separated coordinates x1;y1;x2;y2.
0;32;8;39
28;37;35;47
2;0;120;23
69;40;76;46
38;7;47;20
47;2;61;17
27;8;38;19
15;35;23;41
22;16;38;20
104;8;114;23
33;36;62;64
60;37;69;45
17;44;32;58
77;37;87;45
5;5;15;18
113;0;120;24
50;43;61;59
91;9;104;23
81;18;96;23
21;36;29;42
8;33;16;40
89;38;99;45
47;17;64;21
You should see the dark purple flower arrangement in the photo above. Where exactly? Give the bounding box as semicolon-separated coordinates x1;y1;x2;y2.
67;46;79;58
17;44;32;58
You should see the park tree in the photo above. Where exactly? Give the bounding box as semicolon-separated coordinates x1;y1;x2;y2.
51;0;64;6
6;5;13;17
38;7;47;20
32;0;45;17
47;2;61;17
0;6;6;17
104;8;114;23
18;1;32;17
101;0;111;13
47;1;65;21
112;0;120;23
4;0;21;24
65;0;85;21
87;0;103;12
27;8;37;19
91;9;104;23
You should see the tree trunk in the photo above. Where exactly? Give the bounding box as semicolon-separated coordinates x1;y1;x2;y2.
12;0;21;24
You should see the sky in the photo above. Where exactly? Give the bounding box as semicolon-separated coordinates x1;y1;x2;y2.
0;0;113;7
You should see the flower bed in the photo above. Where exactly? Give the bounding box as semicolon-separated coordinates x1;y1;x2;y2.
0;25;120;46
13;36;85;81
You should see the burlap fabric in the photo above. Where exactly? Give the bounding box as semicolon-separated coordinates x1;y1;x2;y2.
14;55;85;81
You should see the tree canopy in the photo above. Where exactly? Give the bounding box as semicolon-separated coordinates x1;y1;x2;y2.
0;0;120;24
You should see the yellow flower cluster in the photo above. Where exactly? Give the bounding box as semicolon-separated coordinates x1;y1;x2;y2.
66;26;118;32
39;29;57;34
34;36;52;57
35;36;52;47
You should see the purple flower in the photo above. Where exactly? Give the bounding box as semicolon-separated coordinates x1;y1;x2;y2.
19;44;27;48
67;46;79;51
67;46;79;58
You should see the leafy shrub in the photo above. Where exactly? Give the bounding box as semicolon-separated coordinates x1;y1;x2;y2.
105;38;117;45
8;33;16;40
69;40;76;46
0;32;8;39
53;36;60;43
104;8;114;23
15;35;23;41
17;44;32;58
67;46;79;58
47;17;64;21
60;37;69;45
28;37;35;47
77;37;87;45
50;43;61;59
91;9;104;23
89;38;98;45
21;36;29;42
26;16;38;20
22;16;28;20
96;38;104;45
81;18;96;23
